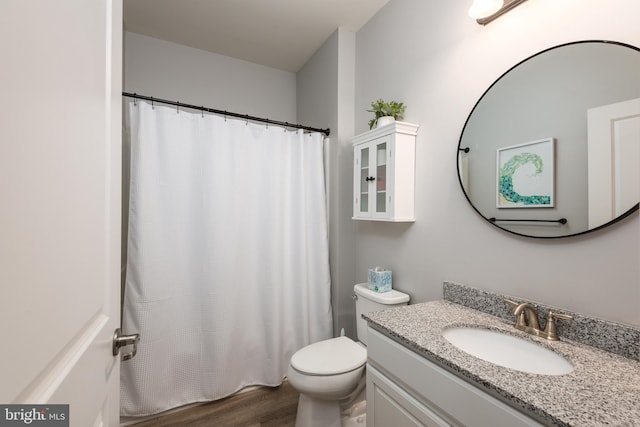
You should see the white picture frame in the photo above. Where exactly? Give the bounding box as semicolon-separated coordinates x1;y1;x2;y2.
496;137;555;208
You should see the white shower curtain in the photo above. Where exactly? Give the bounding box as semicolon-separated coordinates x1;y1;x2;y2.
121;101;333;416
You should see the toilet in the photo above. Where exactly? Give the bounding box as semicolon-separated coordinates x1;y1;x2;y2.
287;283;410;427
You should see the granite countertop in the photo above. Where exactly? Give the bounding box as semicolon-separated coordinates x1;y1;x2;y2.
364;300;640;427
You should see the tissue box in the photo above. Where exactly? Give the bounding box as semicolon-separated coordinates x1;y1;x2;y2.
367;268;392;293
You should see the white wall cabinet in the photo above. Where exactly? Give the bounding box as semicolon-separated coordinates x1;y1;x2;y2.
366;328;544;427
352;122;418;221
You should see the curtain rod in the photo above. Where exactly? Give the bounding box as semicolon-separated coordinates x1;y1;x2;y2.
122;92;330;136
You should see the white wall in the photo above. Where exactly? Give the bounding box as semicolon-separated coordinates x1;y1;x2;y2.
354;0;640;326
124;32;296;121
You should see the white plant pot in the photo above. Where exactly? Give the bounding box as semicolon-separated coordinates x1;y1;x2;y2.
376;116;395;128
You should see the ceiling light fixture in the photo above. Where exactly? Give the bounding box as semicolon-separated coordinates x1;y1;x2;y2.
469;0;528;25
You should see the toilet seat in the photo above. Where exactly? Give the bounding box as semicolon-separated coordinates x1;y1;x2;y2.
290;337;366;376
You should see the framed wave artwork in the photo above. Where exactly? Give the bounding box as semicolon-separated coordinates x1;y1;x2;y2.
496;137;555;208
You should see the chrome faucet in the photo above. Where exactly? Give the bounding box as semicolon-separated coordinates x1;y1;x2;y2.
504;299;573;341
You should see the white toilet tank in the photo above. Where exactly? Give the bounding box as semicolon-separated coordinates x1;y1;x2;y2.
354;283;409;346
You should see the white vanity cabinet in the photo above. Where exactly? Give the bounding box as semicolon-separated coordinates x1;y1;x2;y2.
352;122;418;221
366;328;545;427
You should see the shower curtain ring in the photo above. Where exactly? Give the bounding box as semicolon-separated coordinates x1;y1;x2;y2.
133;93;137;106
245;115;249;125
201;107;204;118
151;97;154;109
176;102;180;114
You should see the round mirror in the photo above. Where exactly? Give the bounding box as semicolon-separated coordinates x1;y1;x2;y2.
458;40;640;238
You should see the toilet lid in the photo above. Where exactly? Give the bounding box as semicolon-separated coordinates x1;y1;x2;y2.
290;337;367;376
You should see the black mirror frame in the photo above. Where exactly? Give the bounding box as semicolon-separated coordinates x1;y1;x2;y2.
457;40;640;239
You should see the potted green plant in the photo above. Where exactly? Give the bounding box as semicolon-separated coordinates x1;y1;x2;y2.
367;99;406;129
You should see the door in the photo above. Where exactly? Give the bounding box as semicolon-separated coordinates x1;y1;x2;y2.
367;366;452;427
354;138;390;219
587;98;640;228
372;139;390;218
355;144;372;217
0;1;124;426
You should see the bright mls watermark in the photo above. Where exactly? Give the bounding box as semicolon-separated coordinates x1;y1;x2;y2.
0;405;68;426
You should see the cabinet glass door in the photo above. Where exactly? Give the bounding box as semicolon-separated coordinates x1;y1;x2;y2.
376;142;387;213
359;146;370;214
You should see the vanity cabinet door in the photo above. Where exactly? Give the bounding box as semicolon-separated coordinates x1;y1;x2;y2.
367;328;545;427
367;365;452;427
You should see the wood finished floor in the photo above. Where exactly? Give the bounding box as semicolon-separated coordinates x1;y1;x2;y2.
128;382;299;427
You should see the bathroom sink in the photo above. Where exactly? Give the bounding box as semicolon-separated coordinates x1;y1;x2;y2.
442;327;574;375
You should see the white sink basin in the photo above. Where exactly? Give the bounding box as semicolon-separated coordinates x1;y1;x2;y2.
442;327;574;375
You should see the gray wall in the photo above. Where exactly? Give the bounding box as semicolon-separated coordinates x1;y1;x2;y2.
123;0;640;334
297;28;358;337
354;0;639;326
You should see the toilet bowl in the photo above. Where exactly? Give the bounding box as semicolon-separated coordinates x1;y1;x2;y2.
287;336;366;427
288;284;410;427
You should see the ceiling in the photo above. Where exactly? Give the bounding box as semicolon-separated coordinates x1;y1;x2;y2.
123;0;390;72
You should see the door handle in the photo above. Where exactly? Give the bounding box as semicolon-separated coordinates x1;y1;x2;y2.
113;328;140;361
